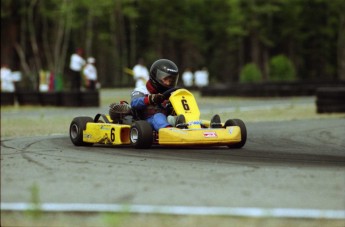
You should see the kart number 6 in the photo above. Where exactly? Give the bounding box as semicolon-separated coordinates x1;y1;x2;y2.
181;99;190;110
111;128;115;142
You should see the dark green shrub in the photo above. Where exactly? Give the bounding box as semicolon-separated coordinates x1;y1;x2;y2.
239;63;262;83
269;55;296;81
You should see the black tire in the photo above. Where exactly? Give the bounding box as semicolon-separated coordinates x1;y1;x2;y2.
317;105;345;113
80;91;100;107
61;91;81;107
316;87;345;113
1;92;15;106
316;99;345;106
316;87;345;99
224;119;247;148
16;92;40;105
130;121;153;149
69;116;94;146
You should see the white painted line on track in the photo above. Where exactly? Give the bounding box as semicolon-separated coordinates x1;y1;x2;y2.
1;203;344;219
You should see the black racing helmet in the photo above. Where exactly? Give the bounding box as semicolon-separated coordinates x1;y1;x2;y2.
149;59;179;93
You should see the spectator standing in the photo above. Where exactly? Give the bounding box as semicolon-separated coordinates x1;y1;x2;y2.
69;48;86;91
182;67;194;88
194;66;209;88
1;64;15;92
133;58;149;88
83;57;98;90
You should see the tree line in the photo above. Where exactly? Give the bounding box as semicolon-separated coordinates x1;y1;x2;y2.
1;0;344;89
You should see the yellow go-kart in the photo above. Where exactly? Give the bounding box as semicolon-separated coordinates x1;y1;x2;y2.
69;88;247;149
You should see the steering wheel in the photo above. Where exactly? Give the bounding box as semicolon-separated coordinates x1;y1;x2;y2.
162;87;181;99
160;87;181;115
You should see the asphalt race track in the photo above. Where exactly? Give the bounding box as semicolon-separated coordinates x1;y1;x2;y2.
1;118;345;218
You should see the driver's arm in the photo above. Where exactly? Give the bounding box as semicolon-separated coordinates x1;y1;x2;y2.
131;90;147;110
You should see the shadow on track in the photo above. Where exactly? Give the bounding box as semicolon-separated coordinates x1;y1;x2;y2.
51;135;345;168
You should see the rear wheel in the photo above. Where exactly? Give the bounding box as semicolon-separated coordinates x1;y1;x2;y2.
69;116;94;146
130;121;153;149
224;119;247;148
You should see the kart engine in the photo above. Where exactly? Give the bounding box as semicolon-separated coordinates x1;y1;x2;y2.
109;101;132;124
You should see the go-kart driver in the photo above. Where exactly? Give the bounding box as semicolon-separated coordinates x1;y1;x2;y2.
131;59;184;131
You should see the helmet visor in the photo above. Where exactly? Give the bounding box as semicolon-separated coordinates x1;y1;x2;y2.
156;69;179;88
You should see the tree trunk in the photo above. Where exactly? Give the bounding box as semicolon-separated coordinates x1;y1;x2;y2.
85;12;93;56
14;43;31;76
237;37;244;82
28;0;41;74
262;47;269;81
250;30;260;67
338;13;345;81
129;17;136;67
42;14;54;71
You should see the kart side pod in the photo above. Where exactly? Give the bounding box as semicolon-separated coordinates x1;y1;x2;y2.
158;126;242;146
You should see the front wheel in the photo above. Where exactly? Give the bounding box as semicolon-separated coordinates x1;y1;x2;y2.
69;116;94;146
224;119;247;148
130;121;153;149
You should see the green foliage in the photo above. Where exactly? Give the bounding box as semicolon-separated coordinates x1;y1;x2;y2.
226;0;246;37
269;55;296;82
239;63;262;83
1;0;344;87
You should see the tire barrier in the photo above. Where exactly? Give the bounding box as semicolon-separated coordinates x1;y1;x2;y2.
1;91;100;107
40;92;61;106
60;91;82;107
59;91;100;107
1;92;15;106
16;91;41;105
80;91;100;107
201;81;345;97
316;87;345;113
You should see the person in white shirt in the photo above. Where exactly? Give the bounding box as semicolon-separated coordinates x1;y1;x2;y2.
182;67;194;88
83;57;98;90
1;64;15;92
69;48;86;91
133;58;149;88
194;66;209;88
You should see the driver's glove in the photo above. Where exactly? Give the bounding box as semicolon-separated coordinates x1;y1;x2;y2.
148;93;165;105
